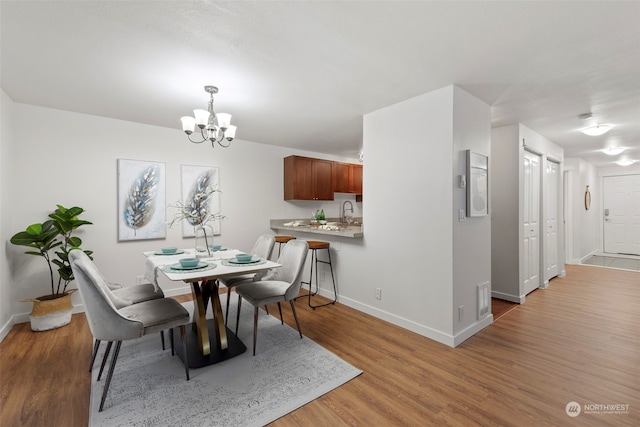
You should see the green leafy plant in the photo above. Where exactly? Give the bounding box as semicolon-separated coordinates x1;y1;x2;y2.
10;205;93;299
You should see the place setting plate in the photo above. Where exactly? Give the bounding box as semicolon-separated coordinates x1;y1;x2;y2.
153;249;186;256
222;257;267;267
163;262;216;273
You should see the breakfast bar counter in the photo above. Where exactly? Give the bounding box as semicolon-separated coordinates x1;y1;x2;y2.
270;218;363;238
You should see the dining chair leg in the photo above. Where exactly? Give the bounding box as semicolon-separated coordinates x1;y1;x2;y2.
235;294;242;335
160;330;165;350
180;325;190;381
99;340;122;412
90;339;101;371
277;302;283;324
290;300;303;338
170;328;175;356
253;306;259;356
97;341;113;381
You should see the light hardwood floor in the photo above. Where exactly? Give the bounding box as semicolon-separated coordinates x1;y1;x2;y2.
1;264;638;426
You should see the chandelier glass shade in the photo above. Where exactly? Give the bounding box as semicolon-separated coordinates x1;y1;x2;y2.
181;85;237;147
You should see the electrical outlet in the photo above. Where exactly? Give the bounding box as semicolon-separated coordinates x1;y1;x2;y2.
459;209;466;222
375;288;382;300
320;271;326;282
458;305;464;321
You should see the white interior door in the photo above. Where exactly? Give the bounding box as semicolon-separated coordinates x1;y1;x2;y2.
604;175;640;255
523;151;541;294
545;160;560;280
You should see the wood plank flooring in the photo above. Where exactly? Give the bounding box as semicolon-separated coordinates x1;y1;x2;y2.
1;264;638;426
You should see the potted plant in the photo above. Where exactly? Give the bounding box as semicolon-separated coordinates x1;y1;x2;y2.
10;205;93;331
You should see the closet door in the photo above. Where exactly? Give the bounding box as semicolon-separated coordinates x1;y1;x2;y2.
523;150;541;295
544;160;560;280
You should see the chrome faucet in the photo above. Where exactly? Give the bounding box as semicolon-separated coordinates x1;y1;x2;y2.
341;200;354;223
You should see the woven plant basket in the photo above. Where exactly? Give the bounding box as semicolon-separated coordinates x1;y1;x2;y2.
22;290;75;331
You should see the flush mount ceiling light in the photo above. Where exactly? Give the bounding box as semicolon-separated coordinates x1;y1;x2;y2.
615;159;636;166
180;85;237;148
581;124;612;136
602;146;626;155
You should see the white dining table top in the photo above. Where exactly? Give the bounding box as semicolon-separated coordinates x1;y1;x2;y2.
144;248;281;283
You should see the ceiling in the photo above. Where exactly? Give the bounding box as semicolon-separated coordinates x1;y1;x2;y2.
2;1;639;167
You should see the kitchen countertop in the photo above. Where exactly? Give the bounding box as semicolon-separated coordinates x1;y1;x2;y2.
270;218;363;238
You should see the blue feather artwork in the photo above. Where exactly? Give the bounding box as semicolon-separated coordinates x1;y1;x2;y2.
185;170;214;226
180;165;221;237
124;166;158;233
118;159;166;241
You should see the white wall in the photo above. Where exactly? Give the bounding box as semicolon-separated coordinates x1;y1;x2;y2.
490;125;520;299
362;85;491;346
3;86;493;348
451;87;492;340
564;158;599;262
2;101;359;334
0;89;15;340
491;124;564;303
562;158;640;261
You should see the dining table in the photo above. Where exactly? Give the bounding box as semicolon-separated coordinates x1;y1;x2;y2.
144;247;280;368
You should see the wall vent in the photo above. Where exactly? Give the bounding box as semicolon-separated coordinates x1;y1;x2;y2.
477;281;490;320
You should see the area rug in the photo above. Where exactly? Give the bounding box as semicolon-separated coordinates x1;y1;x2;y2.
89;296;362;426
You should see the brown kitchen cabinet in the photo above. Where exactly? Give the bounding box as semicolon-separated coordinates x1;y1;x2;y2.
284;155;334;200
333;162;351;193
349;164;363;195
334;162;362;195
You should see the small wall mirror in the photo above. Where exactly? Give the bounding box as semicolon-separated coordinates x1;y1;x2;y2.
585;185;591;210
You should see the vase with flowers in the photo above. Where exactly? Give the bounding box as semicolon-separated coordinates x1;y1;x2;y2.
168;173;224;257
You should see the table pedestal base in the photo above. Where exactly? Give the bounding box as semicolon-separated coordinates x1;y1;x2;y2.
172;320;246;368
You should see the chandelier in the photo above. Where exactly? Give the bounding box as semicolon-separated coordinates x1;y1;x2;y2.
180;85;237;147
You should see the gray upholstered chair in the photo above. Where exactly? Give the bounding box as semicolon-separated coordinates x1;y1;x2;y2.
69;250;191;412
86;260;167;370
235;239;309;355
219;234;276;322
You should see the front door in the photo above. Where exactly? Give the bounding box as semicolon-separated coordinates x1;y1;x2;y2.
523;150;541;295
603;174;640;256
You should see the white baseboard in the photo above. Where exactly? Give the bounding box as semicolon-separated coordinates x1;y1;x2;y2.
453;315;494;347
491;290;525;304
0;318;14;343
337;294;457;347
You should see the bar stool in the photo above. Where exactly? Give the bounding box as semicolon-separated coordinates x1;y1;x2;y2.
274;235;296;257
301;240;337;309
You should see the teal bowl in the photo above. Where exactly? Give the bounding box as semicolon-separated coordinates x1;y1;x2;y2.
161;247;178;254
179;257;199;268
235;253;253;262
211;244;222;251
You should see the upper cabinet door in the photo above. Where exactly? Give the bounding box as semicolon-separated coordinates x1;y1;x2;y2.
349;164;363;195
313;158;334;200
333;162;350;193
284;156;334;200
